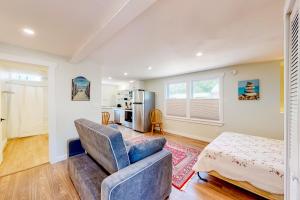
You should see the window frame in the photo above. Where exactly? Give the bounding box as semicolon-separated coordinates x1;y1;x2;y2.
164;74;224;126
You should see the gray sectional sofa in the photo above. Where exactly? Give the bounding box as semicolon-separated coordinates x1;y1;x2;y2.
68;118;172;200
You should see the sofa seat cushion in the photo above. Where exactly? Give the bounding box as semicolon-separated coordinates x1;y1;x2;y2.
68;154;109;200
127;138;167;164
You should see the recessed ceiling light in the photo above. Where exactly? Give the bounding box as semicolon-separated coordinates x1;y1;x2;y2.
129;80;135;83
22;28;35;36
196;52;203;57
124;72;128;76
148;66;152;70
108;77;112;80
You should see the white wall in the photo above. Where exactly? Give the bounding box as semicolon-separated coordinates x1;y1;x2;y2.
131;80;144;90
115;80;145;91
0;43;102;162
101;84;118;107
144;60;284;141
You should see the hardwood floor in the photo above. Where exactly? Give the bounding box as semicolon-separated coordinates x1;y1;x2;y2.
0;161;79;200
0;134;49;177
0;128;265;200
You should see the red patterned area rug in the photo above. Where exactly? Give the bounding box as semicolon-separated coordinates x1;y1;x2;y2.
128;135;203;190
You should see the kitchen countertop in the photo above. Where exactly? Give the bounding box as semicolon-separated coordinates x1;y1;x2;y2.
114;108;132;111
101;106;132;111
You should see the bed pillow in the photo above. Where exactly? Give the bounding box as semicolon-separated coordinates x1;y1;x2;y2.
128;138;166;164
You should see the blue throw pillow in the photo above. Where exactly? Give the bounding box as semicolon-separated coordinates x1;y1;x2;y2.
128;138;166;164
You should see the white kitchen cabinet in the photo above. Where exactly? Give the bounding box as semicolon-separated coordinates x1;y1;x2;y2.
120;109;125;124
113;108;125;125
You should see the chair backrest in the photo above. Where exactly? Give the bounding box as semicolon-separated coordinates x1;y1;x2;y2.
150;109;163;124
74;118;130;174
102;112;110;125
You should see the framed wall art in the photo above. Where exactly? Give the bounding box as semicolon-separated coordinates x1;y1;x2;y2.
238;79;260;100
71;76;90;101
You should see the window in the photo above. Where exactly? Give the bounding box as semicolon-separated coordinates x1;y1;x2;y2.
165;76;223;125
165;82;187;117
11;73;42;82
167;82;187;99
192;79;219;99
190;78;220;121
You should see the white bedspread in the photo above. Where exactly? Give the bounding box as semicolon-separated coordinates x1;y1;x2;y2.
192;132;284;194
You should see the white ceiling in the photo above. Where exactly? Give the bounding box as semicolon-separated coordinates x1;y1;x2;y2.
0;0;133;57
0;0;284;82
92;0;284;81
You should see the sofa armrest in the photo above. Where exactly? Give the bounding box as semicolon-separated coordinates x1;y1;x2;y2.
101;149;172;200
67;138;85;157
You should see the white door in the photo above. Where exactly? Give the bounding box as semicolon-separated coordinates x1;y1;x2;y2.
286;1;300;199
0;82;3;164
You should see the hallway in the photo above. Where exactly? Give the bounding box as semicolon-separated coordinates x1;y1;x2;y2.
0;134;48;177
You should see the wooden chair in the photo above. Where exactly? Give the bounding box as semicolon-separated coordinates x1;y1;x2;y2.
150;109;164;134
101;112;111;125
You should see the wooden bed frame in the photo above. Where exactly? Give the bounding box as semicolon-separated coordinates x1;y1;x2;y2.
206;171;284;200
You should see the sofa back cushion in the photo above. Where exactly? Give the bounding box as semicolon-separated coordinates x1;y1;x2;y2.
74;118;130;174
127;138;166;164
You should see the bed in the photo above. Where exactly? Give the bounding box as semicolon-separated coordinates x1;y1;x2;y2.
192;132;284;200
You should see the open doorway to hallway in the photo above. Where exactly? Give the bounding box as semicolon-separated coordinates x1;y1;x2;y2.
0;59;48;177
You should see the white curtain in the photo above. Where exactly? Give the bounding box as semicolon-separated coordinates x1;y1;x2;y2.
6;83;48;138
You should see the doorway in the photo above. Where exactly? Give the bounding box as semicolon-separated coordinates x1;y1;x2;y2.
0;59;49;176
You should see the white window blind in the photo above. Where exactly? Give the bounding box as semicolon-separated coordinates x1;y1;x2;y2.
288;9;299;164
190;99;220;120
165;99;187;117
287;5;300;199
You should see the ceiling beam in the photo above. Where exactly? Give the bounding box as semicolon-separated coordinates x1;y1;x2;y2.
70;0;157;63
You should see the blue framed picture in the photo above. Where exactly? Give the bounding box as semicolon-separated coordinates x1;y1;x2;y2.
238;79;260;100
72;76;90;101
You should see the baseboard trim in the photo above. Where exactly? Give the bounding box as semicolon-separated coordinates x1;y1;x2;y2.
0;138;7;164
164;129;214;143
1;138;7;151
52;154;67;164
0;138;7;153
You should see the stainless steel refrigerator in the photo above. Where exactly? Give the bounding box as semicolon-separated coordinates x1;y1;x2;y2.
132;89;155;132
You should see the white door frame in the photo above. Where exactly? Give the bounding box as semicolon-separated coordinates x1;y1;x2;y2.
284;2;291;199
0;52;57;164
